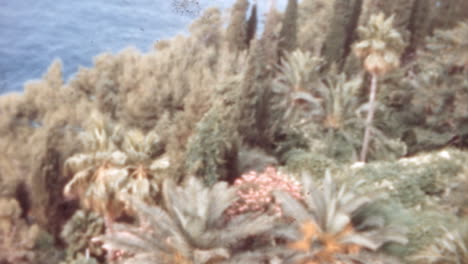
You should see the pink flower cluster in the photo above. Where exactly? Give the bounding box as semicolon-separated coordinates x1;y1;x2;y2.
225;167;303;218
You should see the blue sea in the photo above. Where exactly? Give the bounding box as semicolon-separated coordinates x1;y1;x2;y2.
0;0;286;94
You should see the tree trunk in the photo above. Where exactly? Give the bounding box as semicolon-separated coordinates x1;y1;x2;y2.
360;73;378;162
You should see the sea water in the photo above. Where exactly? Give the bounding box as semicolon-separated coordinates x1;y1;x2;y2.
0;0;285;94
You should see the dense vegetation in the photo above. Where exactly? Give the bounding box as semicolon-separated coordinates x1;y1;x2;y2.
0;0;467;263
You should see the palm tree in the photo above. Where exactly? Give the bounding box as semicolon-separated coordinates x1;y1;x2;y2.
63;111;162;231
273;50;324;127
353;13;405;161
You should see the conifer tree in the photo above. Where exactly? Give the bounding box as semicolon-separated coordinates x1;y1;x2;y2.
184;82;240;186
260;0;282;70
236;40;261;146
261;0;281;41
403;0;430;58
245;3;257;48
278;0;298;61
321;0;362;68
225;0;249;53
255;1;286;149
296;0;334;56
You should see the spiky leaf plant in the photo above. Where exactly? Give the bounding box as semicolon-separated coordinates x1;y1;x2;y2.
119;129;162;209
63;110;124;195
76;110;123;155
353;12;405;161
273;171;408;263
303;69;365;161
63;111;128;227
275;56;404;161
411;221;468;264
95;177;278;264
273;50;324;126
121;129;160;163
63;111;162;229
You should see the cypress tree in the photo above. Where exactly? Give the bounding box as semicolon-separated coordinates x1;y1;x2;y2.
403;0;430;59
278;0;298;61
260;2;282;69
236;39;261;146
261;1;281;41
321;0;362;68
245;3;257;47
184;81;240;186
225;0;249;53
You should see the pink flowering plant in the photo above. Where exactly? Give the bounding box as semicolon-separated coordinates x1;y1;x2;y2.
225;166;303;218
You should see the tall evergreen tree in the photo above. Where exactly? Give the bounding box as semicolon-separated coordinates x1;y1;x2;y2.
236;40;261;146
321;0;362;68
184;82;240;186
245;3;257;47
225;0;249;53
403;0;430;59
261;1;282;70
278;0;298;61
261;0;281;41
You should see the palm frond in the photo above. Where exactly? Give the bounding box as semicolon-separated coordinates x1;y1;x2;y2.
95;177;278;263
354;13;405;75
411;221;468;264
63;110;164;221
274;171;407;263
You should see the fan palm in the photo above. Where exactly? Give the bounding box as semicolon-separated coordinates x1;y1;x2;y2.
353;13;405;161
63;111;127;228
63;111;162;229
353;13;405;76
